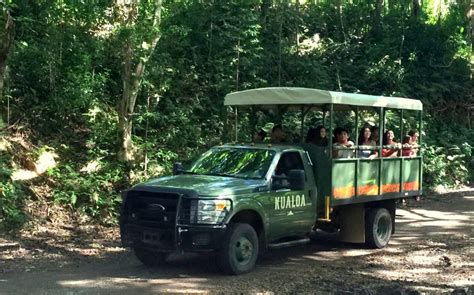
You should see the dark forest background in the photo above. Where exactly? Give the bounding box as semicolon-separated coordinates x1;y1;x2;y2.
0;0;472;228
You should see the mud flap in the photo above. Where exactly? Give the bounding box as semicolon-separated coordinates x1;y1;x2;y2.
338;204;365;243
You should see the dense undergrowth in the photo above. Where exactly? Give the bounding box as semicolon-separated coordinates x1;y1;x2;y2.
0;1;472;230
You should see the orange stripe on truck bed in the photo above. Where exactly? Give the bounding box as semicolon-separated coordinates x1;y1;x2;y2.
333;181;420;199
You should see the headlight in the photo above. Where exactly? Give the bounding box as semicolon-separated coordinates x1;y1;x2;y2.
195;199;231;224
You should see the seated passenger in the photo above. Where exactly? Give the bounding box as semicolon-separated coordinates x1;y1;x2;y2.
382;130;401;157
332;127;341;144
370;126;380;144
306;125;328;146
408;129;419;155
401;135;413;157
333;127;355;158
273;153;296;187
271;124;286;143
253;128;267;143
357;126;377;159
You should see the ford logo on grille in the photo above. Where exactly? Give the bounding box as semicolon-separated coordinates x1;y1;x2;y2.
148;204;165;212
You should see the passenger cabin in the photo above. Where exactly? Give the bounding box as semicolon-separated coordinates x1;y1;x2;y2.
224;87;423;220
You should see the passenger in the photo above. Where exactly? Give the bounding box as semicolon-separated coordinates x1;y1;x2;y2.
253;128;267;143
273;154;294;187
270;124;286;143
357;126;377;159
332;127;341;144
333;127;355;158
370;126;380;144
408;129;419;155
382;129;400;157
306;125;328;146
401;135;413;157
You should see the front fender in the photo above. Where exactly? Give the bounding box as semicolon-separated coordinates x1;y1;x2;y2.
226;196;269;234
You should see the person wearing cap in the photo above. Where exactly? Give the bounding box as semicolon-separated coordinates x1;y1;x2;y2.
253;123;274;143
333;127;355;158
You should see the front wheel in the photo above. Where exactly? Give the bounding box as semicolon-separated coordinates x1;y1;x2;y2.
134;247;169;267
365;208;392;248
217;223;259;275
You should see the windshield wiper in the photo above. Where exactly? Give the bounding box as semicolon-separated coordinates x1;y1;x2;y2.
182;171;198;175
185;172;261;180
201;172;237;178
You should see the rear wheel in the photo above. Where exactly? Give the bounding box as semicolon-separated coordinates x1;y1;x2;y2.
365;208;392;248
217;223;259;275
134;247;169;266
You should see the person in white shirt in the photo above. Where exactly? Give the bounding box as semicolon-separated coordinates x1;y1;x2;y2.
333;127;355;159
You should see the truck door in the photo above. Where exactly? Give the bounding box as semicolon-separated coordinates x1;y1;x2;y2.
263;151;315;240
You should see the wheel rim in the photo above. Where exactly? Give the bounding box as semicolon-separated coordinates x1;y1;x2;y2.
234;236;254;265
376;215;391;242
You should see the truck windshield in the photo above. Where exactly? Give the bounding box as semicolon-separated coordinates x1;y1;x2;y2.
187;147;275;179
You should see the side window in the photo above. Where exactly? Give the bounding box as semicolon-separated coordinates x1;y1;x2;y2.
275;152;305;177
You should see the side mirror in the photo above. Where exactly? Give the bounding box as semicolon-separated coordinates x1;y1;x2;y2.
288;169;305;191
173;162;184;175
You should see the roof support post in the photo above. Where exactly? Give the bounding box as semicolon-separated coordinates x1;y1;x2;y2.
354;106;359;198
354;106;360;148
322;106;327;126
418;110;423;191
329;104;334;159
378;107;385;195
329;104;334;201
400;109;404;142
249;106;257;142
234;107;238;142
300;106;305;141
399;109;404;194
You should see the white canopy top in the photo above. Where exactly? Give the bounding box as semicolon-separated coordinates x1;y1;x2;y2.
224;87;423;111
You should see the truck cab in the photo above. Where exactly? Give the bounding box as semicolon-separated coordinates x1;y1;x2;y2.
120;144;318;274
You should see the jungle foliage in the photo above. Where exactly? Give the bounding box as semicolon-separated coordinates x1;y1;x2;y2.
0;0;472;228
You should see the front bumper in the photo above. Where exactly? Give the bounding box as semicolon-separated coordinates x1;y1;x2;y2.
120;187;230;252
121;223;227;252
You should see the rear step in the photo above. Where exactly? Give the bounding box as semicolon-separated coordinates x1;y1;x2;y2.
268;238;310;250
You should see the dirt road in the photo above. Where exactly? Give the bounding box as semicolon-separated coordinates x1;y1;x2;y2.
1;190;473;294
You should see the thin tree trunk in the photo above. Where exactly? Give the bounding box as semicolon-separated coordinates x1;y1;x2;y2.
277;16;282;86
117;0;162;163
235;39;240;91
412;0;421;17
0;10;15;105
334;0;347;43
372;0;384;37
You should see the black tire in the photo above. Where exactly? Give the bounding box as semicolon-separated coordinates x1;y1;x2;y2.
134;247;168;267
217;223;259;275
365;207;392;249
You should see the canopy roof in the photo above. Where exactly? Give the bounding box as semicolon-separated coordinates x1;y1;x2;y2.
224;87;423;111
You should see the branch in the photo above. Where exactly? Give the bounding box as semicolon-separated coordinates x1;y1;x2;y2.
429;56;455;68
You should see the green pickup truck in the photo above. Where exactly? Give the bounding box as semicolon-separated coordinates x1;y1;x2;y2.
120;87;423;274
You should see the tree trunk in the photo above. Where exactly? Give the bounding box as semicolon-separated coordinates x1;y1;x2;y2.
372;0;384;38
260;0;271;29
412;0;421;17
0;10;15;104
116;0;162;163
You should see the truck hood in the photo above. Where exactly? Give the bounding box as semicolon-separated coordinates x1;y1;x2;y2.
139;174;267;196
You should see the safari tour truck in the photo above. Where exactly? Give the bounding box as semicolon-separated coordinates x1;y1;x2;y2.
120;87;423;274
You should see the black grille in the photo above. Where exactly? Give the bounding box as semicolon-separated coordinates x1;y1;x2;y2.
126;191;180;229
178;198;193;224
